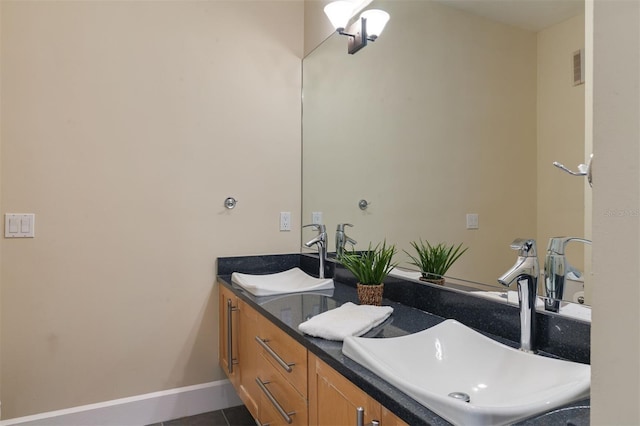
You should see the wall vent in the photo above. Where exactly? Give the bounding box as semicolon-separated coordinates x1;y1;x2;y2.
573;48;585;86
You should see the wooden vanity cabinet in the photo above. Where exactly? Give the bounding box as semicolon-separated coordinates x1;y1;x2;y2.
219;283;408;426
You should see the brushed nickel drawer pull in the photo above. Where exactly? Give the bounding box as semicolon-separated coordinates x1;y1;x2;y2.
357;407;364;426
255;336;295;373
255;377;295;424
226;299;238;374
356;407;379;426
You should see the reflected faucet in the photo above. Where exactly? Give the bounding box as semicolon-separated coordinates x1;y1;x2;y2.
544;237;592;312
303;224;327;279
336;223;357;258
498;238;539;353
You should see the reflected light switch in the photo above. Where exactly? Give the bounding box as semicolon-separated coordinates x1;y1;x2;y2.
466;213;479;230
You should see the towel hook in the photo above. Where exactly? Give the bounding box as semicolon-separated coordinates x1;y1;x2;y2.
224;197;238;209
358;199;370;210
552;154;593;187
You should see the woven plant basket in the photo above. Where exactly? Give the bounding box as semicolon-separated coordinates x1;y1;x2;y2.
357;283;384;306
419;276;445;286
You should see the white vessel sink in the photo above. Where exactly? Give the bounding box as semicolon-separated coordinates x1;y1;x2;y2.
231;267;334;296
342;319;590;426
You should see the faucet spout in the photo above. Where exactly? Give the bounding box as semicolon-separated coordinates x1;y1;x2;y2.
544;237;592;312
303;224;327;279
335;223;357;258
498;238;539;353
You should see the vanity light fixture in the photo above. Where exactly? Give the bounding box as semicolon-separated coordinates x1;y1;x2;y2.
324;1;390;55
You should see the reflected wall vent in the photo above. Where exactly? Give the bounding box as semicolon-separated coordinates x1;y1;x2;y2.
573;48;585;86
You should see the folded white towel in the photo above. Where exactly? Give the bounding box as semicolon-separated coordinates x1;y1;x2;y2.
298;302;393;341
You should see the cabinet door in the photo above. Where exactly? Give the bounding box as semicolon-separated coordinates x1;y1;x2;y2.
218;284;238;387
237;299;260;420
308;353;381;426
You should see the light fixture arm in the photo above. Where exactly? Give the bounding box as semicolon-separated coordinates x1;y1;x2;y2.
338;18;379;42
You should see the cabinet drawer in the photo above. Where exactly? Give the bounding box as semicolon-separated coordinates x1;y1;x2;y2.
257;318;308;398
256;352;308;426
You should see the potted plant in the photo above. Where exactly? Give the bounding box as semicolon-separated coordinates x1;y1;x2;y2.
404;239;468;285
339;241;398;306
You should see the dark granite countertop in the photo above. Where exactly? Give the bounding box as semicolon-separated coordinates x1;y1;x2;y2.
217;253;590;426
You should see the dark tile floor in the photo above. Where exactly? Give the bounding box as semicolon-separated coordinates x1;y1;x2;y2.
148;405;256;426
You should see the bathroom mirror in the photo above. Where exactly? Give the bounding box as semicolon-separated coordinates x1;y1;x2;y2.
302;0;590;306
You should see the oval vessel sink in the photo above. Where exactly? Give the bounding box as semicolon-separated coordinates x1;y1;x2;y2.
231;267;334;296
342;319;590;426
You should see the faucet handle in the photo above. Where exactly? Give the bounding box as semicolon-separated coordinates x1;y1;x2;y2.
303;223;326;233
336;223;353;231
509;238;537;257
547;237;592;255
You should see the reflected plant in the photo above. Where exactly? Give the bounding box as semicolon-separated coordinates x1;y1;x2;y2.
405;239;468;280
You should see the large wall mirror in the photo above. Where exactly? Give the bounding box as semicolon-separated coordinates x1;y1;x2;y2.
302;0;591;308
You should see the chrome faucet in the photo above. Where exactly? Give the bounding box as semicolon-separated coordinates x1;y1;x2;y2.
303;224;327;279
498;238;539;353
336;223;357;258
544;237;592;312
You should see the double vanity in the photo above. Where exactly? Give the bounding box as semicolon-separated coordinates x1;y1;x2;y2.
217;253;591;425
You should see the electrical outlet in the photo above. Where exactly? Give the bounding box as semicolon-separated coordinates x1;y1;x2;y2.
280;212;291;231
466;213;479;230
312;211;323;224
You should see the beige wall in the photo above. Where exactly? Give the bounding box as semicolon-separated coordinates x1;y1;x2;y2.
0;0;303;419
590;0;640;423
536;14;586;271
304;0;334;56
303;0;538;286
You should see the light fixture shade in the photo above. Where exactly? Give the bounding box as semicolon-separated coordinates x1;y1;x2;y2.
360;9;390;39
324;1;355;31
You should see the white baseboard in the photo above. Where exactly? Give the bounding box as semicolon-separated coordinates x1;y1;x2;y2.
0;379;242;426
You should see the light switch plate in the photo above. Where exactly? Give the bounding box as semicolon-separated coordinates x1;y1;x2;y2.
466;213;479;230
312;211;323;225
5;213;35;238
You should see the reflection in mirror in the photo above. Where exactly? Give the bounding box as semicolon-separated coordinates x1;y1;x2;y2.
302;0;590;309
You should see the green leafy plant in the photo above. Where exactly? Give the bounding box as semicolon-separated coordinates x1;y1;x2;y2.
404;239;468;280
338;241;398;285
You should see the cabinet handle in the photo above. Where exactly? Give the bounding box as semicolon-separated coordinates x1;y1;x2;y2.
356;407;379;426
255;336;295;373
226;299;238;374
357;407;364;426
255;377;295;424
